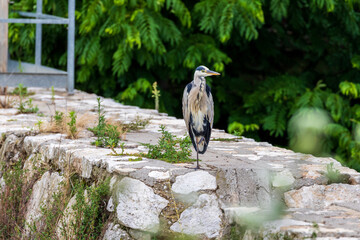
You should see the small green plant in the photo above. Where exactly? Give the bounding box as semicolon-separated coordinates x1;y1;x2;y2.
15;83;38;114
122;116;150;131
89;98;149;150
129;157;143;161
324;162;348;184
105;124;121;148
152;81;161;111
51;86;55;104
35;119;43;131
143;125;194;163
89;97;121;149
18;98;39;114
120;142;125;154
91;97;106;135
0;159;29;239
67;111;77;139
69;179;110;239
24;98;39;113
18;98;24;113
228;121;259;137
12;83;28;96
54;111;64;127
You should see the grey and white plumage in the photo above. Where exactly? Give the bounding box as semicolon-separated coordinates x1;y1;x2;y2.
182;65;220;169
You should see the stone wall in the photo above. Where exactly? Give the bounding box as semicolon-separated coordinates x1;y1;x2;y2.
0;88;360;239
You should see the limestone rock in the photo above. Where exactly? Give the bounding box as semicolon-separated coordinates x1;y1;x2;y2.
24;171;63;235
0;134;20;163
272;170;295;187
107;197;115;212
285;184;360;209
170;194;222;238
216;168;271;208
23;134;64;155
172;171;217;194
23;153;44;183
114;177;168;233
103;222;131;240
148;171;170;180
0;177;5;193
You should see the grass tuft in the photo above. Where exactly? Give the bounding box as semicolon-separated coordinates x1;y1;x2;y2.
88;97;123;150
143;125;194;163
67;111;77;139
324;162;349;184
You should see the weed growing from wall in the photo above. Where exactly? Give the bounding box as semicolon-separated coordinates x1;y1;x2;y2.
35;119;43;131
54;111;64;128
29;190;67;239
69;179;110;239
0;159;34;239
67;111;77;139
89;97;149;150
324;163;349;184
152;81;161;111
12;83;28;96
110;125;194;163
89;97;122;149
14;84;39;114
143;125;194;163
51;86;55;104
18;98;39;114
26;177;110;239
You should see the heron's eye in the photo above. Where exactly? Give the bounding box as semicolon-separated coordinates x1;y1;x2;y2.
201;70;205;73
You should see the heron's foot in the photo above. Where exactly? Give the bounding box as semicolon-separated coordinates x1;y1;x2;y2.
195;160;200;170
184;165;201;170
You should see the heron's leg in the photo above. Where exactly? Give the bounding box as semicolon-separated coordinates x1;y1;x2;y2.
196;141;200;170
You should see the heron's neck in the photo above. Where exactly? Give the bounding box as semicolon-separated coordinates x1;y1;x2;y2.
194;76;206;92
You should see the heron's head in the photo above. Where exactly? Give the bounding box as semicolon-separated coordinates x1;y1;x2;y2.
195;66;220;77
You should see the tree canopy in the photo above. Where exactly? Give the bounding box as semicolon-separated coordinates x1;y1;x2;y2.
8;0;360;170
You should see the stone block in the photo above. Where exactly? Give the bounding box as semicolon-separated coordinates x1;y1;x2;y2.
24;171;63;235
114;177;168;233
170;193;223;238
172;170;217;194
103;222;131;240
285;184;360;209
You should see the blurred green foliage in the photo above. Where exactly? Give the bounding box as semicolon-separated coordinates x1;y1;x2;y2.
7;0;360;170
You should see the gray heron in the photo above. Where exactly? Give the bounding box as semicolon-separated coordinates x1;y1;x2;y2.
182;65;220;169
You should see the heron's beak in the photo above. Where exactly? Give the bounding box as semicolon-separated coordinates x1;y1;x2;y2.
206;70;220;75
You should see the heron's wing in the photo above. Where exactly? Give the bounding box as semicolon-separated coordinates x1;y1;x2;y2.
206;84;214;129
182;82;193;131
193;84;213;154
